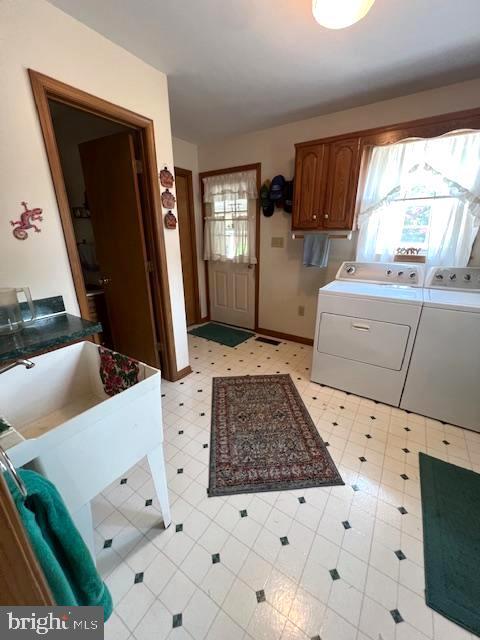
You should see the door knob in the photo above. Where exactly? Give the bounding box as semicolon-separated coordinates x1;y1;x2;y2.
98;277;111;286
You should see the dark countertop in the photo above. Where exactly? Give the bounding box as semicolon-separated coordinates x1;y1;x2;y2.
0;314;102;363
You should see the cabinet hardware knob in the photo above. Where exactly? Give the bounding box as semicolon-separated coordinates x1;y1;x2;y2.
324;214;329;219
312;214;317;220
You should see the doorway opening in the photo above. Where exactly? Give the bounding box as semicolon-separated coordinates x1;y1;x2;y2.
200;163;261;331
49;101;131;352
175;167;201;327
29;70;180;379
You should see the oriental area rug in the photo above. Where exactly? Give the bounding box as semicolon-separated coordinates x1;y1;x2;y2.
208;374;343;497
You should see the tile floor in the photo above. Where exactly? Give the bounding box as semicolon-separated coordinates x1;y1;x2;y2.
95;333;480;640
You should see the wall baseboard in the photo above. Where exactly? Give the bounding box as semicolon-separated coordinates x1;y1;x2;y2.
256;327;314;346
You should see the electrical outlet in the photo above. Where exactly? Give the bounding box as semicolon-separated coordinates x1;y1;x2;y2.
298;305;305;317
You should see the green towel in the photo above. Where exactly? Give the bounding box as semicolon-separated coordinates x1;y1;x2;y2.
6;469;112;620
0;416;12;434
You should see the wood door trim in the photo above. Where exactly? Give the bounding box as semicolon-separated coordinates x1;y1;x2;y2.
0;475;54;605
28;69;178;381
174;166;201;325
199;163;261;331
294;105;480;149
199;163;261;179
173;365;193;381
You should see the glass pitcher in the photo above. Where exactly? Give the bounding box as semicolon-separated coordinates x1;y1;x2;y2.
0;288;36;336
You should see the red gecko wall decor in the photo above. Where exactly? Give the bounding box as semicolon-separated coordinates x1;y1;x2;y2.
10;201;43;240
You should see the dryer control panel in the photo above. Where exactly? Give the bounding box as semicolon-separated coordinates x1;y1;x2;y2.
337;262;424;286
427;267;480;291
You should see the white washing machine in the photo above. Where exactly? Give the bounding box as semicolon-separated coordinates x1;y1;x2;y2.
311;262;425;406
401;266;480;431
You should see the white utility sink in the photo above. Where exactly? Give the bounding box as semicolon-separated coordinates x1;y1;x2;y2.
0;341;171;558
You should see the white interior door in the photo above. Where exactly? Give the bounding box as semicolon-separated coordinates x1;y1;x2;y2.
208;261;255;329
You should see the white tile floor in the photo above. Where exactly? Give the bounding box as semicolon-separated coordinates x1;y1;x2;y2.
95;333;480;640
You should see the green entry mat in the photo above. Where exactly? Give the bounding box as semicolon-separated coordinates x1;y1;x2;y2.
188;323;254;347
420;453;480;636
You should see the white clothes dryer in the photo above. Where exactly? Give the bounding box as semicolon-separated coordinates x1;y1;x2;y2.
311;262;425;406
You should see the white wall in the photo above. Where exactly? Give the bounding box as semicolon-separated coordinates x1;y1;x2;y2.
0;0;189;370
171;137;207;319
198;77;480;340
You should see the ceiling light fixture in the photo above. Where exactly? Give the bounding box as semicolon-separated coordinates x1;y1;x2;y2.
312;0;375;29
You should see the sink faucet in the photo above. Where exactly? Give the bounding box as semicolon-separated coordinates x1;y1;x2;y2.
0;359;35;375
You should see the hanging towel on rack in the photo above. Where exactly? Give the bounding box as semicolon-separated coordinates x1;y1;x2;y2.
303;234;331;268
6;469;112;620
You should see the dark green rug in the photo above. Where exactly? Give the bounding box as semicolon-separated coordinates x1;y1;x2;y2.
420;453;480;636
188;322;254;347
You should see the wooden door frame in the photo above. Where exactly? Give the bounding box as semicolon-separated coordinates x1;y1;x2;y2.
174;166;201;325
29;70;182;381
199;163;261;330
0;474;53;605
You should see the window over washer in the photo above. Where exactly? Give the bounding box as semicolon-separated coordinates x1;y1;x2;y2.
356;131;480;265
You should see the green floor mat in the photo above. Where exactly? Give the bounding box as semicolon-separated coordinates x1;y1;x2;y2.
420;453;480;636
188;323;254;347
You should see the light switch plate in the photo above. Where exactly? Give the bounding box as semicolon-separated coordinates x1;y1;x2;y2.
271;237;284;248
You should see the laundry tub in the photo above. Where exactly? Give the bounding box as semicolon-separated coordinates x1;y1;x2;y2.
0;341;171;558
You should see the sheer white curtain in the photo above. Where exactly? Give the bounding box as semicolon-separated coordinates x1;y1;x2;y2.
203;171;258;263
357;132;480;265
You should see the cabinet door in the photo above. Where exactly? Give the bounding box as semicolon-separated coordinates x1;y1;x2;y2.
323;137;361;229
292;144;329;229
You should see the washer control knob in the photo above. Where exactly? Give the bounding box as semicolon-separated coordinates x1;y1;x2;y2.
409;272;416;279
346;265;356;274
449;273;457;281
397;271;404;277
386;269;392;276
464;273;471;281
435;273;444;280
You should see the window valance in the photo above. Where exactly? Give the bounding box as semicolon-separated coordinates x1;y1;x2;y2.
358;162;480;227
203;170;257;203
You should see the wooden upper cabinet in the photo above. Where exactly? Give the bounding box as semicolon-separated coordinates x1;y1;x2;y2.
293;136;361;231
323;137;361;229
292;143;329;230
291;107;480;231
